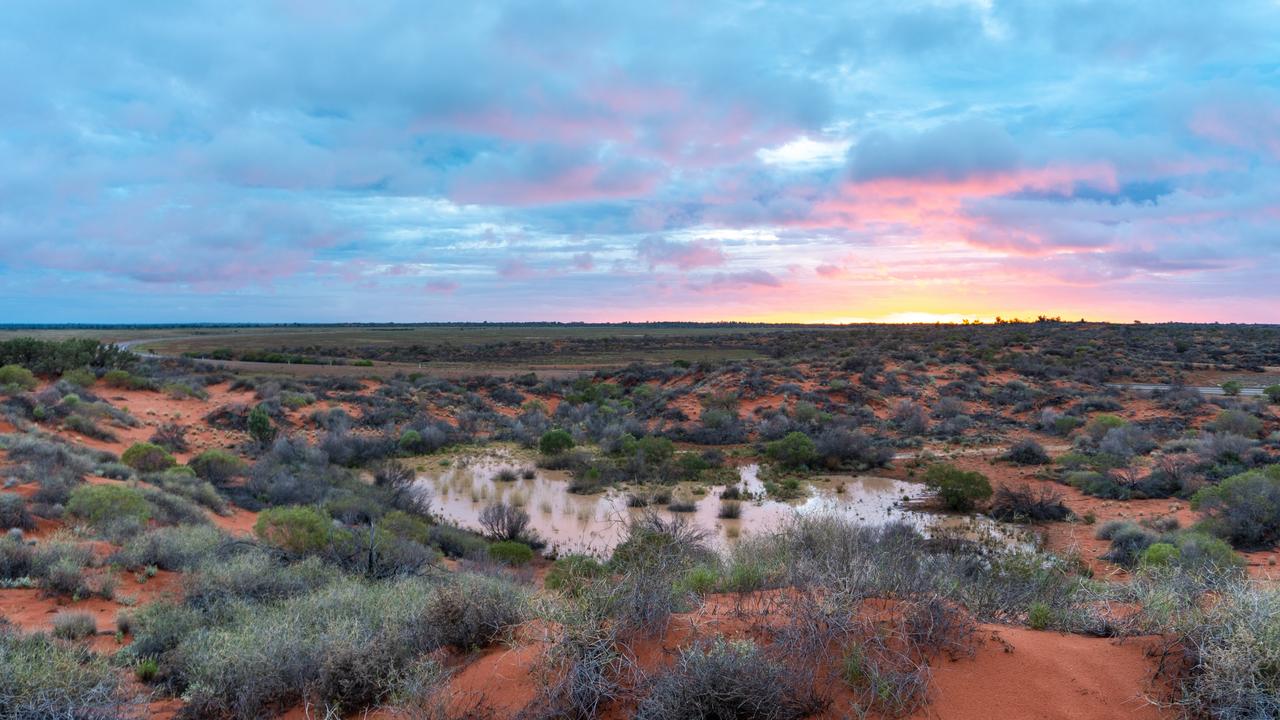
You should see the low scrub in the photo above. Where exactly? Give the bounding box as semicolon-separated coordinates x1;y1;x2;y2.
0;628;140;718
636;637;823;720
167;576;521;717
51;610;98;640
988;484;1070;522
189;449;247;485
67;484;152;533
119;525;227;571
1003;438;1050;465
0;492;36;531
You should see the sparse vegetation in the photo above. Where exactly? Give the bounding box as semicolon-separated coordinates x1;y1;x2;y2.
2;322;1279;719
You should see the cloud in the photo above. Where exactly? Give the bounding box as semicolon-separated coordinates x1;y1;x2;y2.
497;259;537;280
424;280;459;294
702;269;781;288
848;120;1021;183
636;237;727;270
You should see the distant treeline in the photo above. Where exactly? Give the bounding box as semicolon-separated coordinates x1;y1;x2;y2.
0;338;135;375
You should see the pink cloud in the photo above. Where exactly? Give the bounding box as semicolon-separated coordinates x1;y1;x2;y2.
636;237;726;270
424;280;459;294
449;156;659;206
804;163;1118;255
1189;101;1280;159
497;258;536;279
702;269;781;289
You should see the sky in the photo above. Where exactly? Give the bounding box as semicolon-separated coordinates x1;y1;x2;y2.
2;1;1279;324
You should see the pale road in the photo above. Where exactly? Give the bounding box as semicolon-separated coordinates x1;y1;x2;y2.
1107;383;1266;397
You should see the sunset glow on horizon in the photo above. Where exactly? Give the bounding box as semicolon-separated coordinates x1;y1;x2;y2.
2;2;1279;323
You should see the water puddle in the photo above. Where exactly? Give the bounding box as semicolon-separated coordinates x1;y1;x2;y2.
413;448;1025;556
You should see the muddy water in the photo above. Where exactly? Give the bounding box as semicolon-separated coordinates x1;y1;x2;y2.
412;449;1011;556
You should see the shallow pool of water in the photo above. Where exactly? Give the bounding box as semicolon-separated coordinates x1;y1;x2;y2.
413;449;1018;556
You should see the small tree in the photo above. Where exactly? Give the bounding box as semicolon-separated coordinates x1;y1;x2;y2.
248;405;276;445
539;429;574;455
1192;466;1280;549
398;429;423;454
121;442;176;473
924;464;992;511
1264;385;1280;405
1220;380;1242;397
766;431;817;469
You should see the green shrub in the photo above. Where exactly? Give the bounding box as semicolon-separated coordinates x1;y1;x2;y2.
766;431;818;469
539;429;575;455
1139;542;1180;568
1220;380;1242;396
428;524;488;559
134;657;159;682
1085;414;1126;441
545;554;606;595
924;464;992;511
679;564;721;595
1170;531;1242;571
377;510;431;545
254;506;333;554
488;540;534;565
1192;466;1280;548
67;484;152;529
248;405;276;445
0;363;37;392
189;448;246;485
60;367;96;388
1053;415;1083;436
121;442;175;473
1207;409;1264;438
1027;601;1054;630
1265;384;1280;405
398;429;423;453
634;435;675;464
103;369;142;389
723;559;766;593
